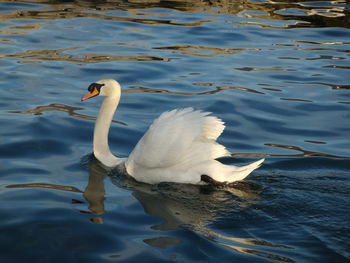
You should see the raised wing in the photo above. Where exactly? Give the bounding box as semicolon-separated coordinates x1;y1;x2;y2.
125;108;229;173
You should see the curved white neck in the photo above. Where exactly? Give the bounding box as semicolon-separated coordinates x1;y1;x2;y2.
93;95;124;167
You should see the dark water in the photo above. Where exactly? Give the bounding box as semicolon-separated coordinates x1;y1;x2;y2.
1;0;350;262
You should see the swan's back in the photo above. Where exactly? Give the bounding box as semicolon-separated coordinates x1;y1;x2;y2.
125;108;231;183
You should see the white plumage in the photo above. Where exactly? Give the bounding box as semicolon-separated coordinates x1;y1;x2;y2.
82;79;264;185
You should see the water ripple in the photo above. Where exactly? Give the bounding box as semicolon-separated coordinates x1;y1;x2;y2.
9;103;127;125
0;47;168;63
153;44;260;57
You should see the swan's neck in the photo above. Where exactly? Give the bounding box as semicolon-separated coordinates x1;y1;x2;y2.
93;95;124;167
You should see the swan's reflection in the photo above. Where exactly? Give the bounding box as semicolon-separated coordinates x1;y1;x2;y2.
82;158;107;224
88;158;293;262
6;157;293;262
98;159;261;231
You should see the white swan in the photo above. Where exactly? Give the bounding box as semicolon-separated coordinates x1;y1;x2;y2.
82;79;264;185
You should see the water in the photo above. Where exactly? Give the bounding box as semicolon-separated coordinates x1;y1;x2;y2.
1;0;350;262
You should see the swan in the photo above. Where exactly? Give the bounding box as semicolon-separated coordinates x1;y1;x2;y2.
81;79;264;185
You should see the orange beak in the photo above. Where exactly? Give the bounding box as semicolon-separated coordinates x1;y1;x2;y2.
81;87;100;101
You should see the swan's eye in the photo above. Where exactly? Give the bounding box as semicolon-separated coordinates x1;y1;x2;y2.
88;83;104;93
82;83;106;101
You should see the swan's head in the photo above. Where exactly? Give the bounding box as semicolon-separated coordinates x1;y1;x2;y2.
81;79;121;101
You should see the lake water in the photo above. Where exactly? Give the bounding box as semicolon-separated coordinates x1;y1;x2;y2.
1;0;350;262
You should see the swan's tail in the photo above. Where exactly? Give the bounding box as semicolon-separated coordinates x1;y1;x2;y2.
229;158;265;182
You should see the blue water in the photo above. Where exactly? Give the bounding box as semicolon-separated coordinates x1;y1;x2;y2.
1;1;350;262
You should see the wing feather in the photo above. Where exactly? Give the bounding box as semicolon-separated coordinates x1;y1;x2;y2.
126;108;229;174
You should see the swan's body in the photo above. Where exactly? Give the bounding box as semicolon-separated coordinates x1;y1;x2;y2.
82;79;264;185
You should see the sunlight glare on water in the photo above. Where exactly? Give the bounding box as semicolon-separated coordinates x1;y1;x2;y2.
0;0;350;262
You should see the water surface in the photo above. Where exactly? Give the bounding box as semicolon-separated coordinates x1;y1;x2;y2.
0;0;350;262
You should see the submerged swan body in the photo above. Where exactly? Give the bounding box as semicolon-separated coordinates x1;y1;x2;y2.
82;79;264;185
